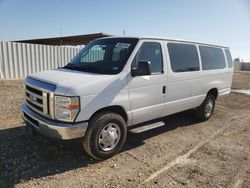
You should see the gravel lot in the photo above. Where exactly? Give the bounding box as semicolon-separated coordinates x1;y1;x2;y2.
0;72;250;188
232;71;250;89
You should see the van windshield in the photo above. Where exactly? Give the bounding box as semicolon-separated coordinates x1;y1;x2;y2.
63;38;139;74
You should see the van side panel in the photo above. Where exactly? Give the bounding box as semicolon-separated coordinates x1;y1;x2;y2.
76;40;233;125
164;41;233;116
165;72;207;116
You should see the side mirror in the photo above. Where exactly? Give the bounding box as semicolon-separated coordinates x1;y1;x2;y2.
131;61;151;77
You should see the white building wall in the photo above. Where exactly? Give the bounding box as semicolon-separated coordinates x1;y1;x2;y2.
0;41;81;79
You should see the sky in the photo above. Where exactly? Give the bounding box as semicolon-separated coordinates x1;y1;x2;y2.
0;0;249;61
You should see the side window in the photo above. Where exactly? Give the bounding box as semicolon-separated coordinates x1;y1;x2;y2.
133;42;163;74
199;46;226;70
167;43;200;72
225;49;233;68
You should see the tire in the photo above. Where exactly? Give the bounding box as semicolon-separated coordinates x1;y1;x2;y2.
195;93;215;121
82;111;127;160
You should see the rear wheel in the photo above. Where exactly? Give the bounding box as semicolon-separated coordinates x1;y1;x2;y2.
83;111;127;160
195;93;215;121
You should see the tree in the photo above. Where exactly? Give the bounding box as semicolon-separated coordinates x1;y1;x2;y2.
233;58;240;62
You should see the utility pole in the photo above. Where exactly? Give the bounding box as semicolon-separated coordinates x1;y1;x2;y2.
123;30;126;36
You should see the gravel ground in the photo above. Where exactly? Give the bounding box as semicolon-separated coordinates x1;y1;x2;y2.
232;71;250;89
0;72;250;188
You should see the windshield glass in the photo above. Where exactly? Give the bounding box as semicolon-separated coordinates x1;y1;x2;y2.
63;38;139;74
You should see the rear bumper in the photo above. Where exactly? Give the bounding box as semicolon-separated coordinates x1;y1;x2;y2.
21;103;88;140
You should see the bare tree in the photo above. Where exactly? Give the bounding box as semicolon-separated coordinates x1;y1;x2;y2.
233;57;240;62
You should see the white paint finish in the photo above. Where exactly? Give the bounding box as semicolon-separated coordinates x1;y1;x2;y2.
164;41;233;117
127;75;166;124
127;39;167;125
29;69;114;95
76;73;130;123
166;94;206;115
23;37;233;128
0;41;80;79
79;86;130;123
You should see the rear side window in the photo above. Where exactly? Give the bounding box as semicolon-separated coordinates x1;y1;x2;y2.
225;49;233;68
168;43;200;72
199;46;226;70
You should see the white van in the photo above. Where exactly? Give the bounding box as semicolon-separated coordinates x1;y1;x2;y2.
21;37;233;160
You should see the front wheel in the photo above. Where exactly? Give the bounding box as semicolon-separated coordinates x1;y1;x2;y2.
82;111;127;160
195;94;215;121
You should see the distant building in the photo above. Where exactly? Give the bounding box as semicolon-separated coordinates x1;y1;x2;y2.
14;33;111;46
234;61;250;71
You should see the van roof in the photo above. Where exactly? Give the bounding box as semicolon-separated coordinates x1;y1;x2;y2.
101;36;229;49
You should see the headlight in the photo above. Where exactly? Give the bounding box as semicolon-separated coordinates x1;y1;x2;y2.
55;96;80;122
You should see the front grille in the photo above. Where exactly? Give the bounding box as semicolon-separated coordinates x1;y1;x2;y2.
26;85;42;95
25;84;49;116
26;100;43;112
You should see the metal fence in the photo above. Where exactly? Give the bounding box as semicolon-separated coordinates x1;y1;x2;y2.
0;41;81;79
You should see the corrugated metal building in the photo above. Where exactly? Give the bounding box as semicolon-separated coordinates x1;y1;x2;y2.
15;33;111;46
0;33;111;79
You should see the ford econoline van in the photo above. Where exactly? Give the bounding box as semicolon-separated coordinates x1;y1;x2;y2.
21;37;233;160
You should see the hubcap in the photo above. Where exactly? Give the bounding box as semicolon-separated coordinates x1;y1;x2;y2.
204;99;213;117
98;123;121;151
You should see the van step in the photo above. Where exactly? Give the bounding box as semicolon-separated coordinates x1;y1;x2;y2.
129;121;165;133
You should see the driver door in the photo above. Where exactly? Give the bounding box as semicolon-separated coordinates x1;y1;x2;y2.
127;40;167;125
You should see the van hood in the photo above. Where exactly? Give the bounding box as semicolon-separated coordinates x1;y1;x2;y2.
28;68;124;96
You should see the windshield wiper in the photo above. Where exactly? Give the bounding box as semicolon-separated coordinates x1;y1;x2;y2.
63;64;80;70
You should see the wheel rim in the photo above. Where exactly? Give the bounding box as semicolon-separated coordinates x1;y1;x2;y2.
98;123;121;151
204;99;214;118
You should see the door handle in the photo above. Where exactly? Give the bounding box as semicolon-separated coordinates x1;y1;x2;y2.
162;86;166;94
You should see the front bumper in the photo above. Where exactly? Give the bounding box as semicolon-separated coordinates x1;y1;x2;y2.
21;103;88;140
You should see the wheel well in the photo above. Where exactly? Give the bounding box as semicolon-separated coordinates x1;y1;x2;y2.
208;88;218;100
91;106;128;123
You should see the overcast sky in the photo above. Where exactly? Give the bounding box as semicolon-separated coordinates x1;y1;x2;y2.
0;0;249;61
